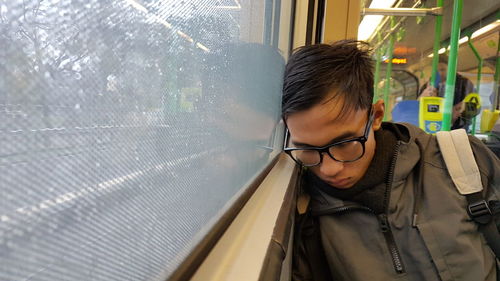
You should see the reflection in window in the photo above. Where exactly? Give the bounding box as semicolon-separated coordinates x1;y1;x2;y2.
0;0;285;280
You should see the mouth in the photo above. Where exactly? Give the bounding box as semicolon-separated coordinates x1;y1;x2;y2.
326;178;352;188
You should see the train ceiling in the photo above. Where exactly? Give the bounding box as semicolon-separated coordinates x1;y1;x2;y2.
361;0;500;73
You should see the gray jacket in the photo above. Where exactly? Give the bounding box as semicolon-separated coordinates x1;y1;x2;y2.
293;123;500;281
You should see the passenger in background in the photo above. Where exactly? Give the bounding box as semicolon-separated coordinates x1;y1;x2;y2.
419;56;475;130
282;40;499;281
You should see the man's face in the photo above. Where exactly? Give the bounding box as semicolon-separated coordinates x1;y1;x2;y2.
286;94;384;189
438;62;447;82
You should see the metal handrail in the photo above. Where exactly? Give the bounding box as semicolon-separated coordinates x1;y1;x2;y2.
362;7;443;17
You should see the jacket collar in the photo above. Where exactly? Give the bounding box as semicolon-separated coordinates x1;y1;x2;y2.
307;122;429;213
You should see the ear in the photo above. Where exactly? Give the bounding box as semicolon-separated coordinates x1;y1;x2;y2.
372;99;385;131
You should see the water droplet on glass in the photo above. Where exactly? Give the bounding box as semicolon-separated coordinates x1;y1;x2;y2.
74;104;80;110
72;63;81;72
60;58;71;68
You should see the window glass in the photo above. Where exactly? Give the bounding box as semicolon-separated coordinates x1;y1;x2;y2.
0;0;285;279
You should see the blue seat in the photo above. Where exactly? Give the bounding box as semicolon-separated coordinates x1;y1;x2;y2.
391;100;419;127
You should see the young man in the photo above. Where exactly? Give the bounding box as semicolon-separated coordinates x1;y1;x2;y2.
282;40;500;281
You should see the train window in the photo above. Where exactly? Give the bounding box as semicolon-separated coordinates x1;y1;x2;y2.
0;0;285;280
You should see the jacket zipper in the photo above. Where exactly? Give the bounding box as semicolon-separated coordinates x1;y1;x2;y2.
380;142;405;274
378;213;405;274
314;206;406;274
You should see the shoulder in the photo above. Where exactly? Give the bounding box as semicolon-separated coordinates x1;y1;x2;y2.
429;132;499;198
422;132;499;172
468;135;500;181
456;73;472;82
383;122;427;142
456;74;474;90
468;136;500;201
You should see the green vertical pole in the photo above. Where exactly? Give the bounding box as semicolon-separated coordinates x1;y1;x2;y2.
467;36;482;135
492;35;500;111
442;0;463;131
373;48;382;103
383;17;395;121
373;33;383;103
430;0;444;87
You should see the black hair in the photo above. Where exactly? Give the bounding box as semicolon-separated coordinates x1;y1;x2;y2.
438;55;448;64
282;40;374;119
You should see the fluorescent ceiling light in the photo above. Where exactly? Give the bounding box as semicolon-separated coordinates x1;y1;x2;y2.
471;19;500;39
428;47;447;58
177;30;194;43
358;0;397;41
125;0;148;13
215;0;241;10
455;20;499;46
124;0;210;52
358;16;384;40
458;36;468;45
427;20;499;58
196;43;210;52
427;48;446;57
157;18;172;29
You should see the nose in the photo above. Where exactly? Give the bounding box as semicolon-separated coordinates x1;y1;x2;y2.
318;152;344;177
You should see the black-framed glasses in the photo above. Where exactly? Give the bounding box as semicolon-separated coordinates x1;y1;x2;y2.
284;110;375;167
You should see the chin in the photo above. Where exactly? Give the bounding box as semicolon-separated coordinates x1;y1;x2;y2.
332;183;355;189
336;184;354;189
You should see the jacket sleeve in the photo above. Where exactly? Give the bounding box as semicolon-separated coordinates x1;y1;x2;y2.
468;135;500;202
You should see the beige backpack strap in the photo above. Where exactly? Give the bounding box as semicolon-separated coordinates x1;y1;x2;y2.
436;129;500;258
436;129;483;195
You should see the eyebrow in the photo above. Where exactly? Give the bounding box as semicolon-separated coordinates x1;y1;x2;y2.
291;131;358;148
